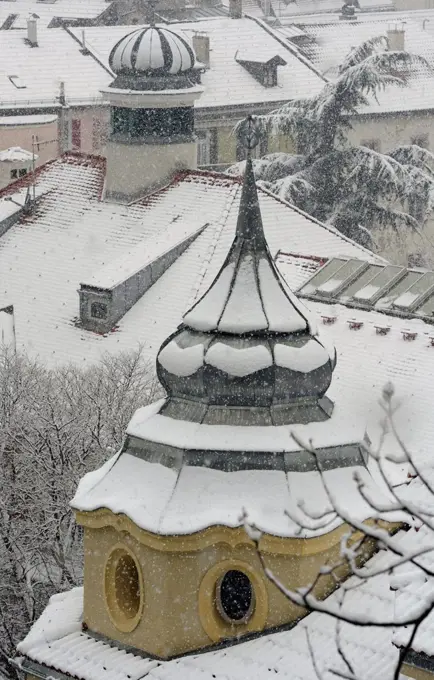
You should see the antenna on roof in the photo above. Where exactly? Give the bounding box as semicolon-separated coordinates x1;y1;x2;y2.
29;134;58;211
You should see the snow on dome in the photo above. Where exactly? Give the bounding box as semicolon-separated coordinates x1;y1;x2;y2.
108;25;196;76
0;146;34;162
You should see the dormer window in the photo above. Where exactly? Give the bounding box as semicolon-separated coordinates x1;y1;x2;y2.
235;52;287;88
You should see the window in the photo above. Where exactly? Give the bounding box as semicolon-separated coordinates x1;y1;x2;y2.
92;116;108;151
90;302;108;319
197;130;211;166
262;65;277;87
216;570;255;624
105;546;143;633
361;139;381;152
18;168;27;178
71;118;81;150
10;169;18;179
411;134;429;149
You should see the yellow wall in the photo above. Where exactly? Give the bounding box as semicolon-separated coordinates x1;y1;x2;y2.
402;662;434;680
77;509;376;659
347;111;434;154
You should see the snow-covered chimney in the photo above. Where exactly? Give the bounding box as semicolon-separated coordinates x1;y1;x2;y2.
387;24;405;51
192;34;210;69
229;0;242;19
27;14;38;47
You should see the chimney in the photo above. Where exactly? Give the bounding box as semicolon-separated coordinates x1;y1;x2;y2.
192;33;210;69
387;24;405;51
229;0;242;19
262;0;271;16
27;14;38;47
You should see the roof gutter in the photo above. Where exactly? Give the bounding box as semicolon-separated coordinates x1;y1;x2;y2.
10;656;71;680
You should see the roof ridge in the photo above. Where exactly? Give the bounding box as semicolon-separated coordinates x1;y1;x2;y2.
245;14;328;82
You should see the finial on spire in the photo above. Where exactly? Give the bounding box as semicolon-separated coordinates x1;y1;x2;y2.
237;115;261;160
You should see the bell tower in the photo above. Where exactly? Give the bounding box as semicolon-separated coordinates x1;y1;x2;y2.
102;20;203;203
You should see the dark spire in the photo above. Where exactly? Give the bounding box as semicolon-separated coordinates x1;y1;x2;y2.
235;116;266;243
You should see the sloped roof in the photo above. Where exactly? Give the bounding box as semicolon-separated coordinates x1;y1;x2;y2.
68;16;325;109
0;153;374;367
271;0;393;18
17;548;399;680
0;0;109;30
296;17;434;75
288;17;434;115
0;26;111;109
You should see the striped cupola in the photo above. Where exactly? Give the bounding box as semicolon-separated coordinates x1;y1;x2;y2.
109;26;196;76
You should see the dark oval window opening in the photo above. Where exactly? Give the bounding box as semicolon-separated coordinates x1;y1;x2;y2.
216;569;254;624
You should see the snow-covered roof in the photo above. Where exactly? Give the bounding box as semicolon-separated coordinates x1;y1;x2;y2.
390;523;434;662
0;0;109;30
16;549;400;680
297;17;434;75
0;26;110;110
288;17;434;115
0;153;373;367
0;114;58;126
72;405;398;537
256;0;394;19
69;16;325;109
0;146;34;162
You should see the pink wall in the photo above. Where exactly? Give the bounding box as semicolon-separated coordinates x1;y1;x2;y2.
0;116;59;167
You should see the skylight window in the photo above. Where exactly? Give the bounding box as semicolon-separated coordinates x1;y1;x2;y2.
376;271;423;310
8;75;26;89
352;265;405;305
393;271;434;311
316;259;368;297
298;258;347;296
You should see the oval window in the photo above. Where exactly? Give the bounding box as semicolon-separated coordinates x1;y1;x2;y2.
216;569;255;624
105;547;143;631
114;553;140;619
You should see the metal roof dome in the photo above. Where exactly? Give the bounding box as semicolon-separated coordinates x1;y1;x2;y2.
156;119;336;426
109;25;196;76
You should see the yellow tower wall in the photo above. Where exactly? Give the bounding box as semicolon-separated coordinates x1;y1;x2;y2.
77;509;376;659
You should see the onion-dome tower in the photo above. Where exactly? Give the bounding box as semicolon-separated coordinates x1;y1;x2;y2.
102;11;203;203
72;118;373;663
157;120;336;426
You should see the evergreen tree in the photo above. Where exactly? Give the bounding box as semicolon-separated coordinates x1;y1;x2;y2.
230;37;434;247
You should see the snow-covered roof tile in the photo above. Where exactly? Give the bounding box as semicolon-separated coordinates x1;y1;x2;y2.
0;146;33;162
17;550;399;680
0;154;372;367
72;445;395;537
0;0;108;29
0;26;110;109
17;589;158;680
258;0;393;19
